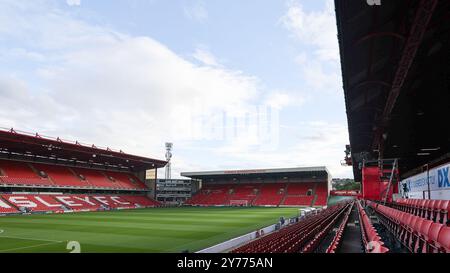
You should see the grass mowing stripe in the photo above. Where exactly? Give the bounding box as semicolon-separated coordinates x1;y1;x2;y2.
0;207;300;252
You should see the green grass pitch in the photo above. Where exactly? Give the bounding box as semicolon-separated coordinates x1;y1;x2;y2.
0;207;300;253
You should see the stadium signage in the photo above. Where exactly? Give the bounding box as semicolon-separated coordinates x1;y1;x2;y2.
400;162;450;194
223;169;267;174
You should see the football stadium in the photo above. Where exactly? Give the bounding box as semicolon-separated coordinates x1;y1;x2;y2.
0;0;449;260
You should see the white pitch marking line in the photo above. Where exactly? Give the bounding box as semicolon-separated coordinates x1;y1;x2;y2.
0;233;63;243
0;241;62;253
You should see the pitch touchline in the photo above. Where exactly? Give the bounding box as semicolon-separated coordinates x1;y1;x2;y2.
0;234;63;243
0;241;62;253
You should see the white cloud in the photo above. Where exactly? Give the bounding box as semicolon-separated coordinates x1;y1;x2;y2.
281;1;342;93
0;0;262;178
66;0;81;6
0;0;352;179
280;0;338;62
183;1;208;22
207;121;352;178
192;47;220;67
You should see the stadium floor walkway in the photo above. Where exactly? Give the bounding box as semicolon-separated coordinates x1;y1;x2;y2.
337;206;363;253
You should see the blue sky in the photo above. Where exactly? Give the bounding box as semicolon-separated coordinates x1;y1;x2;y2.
0;0;353;178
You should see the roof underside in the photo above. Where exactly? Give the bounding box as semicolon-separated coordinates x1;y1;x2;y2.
0;128;166;171
335;0;450;181
181;166;330;180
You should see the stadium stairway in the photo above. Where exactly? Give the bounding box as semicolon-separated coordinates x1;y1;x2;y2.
335;203;364;253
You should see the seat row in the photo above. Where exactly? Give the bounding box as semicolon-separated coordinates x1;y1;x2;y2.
356;200;389;253
187;182;328;207
0;193;160;214
230;201;351;253
368;200;450;253
0;160;147;190
392;198;449;225
302;202;353;252
326;202;354;253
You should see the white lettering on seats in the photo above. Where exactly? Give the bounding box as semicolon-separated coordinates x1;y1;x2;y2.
110;196;130;205
34;197;61;207
8;196;36;208
55;196;82;207
73;196;96;205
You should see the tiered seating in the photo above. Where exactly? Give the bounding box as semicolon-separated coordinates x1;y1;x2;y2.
286;183;315;195
0;160;148;190
33;163;89;187
326;202;353;253
0;194;159;213
314;183;328;206
356;200;389;253
368;200;450;253
185;184;232;206
231;201;352;253
54;194;103;211
393;198;449;225
122;195;161;207
1;194;64;212
302;202;353;252
283;195;314;206
186;182;329;207
72;168;119;189
0;160;52;186
229;184;258;205
90;195;135;209
0;197;19;214
104;171;147;189
253;183;285;206
280;183;317;206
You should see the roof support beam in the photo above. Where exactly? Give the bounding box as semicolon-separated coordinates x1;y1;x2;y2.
353;32;405;46
372;0;438;150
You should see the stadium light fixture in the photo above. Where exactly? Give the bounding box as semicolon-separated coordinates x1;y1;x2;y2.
420;147;440;151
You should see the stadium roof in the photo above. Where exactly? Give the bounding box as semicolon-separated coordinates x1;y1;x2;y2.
335;0;450;181
0;128;166;171
181;166;330;180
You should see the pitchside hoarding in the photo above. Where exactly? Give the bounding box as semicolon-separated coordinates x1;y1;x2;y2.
400;162;450;199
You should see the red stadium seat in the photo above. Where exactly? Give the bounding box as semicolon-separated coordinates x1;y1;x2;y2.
436;226;450;253
428;223;443;253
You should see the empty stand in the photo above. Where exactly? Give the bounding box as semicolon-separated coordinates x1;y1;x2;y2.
104;171;147;189
0;160;52;186
253;183;286;206
0;196;19;214
1;194;64;212
122;195;161;207
393;198;449;225
314;183;328;206
72;168;118;188
0;194;160;213
33;163;89;187
0;160;148;191
368;200;450;253
356;200;389;253
283;195;314;206
231;201;352;253
187;182;329;207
